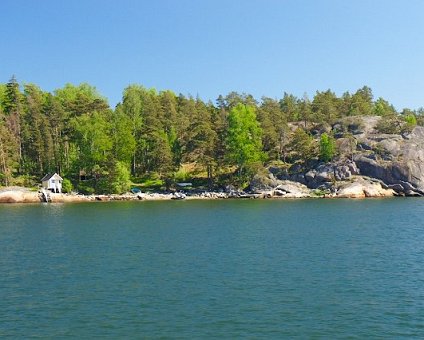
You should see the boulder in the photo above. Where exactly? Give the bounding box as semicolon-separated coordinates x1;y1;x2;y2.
362;183;394;198
336;179;394;198
336;182;366;198
303;161;359;188
274;181;311;198
305;170;316;183
249;173;281;193
405;190;422;197
347;161;360;175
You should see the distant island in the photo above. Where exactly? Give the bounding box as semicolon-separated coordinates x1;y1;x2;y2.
1;76;423;202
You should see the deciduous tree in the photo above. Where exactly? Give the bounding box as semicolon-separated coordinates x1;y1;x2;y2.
226;104;263;178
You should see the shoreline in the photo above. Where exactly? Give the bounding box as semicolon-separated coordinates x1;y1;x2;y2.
0;185;406;204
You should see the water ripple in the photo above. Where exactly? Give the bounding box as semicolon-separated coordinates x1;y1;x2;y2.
1;199;424;338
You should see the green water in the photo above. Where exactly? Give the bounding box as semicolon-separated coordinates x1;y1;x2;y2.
1;199;424;338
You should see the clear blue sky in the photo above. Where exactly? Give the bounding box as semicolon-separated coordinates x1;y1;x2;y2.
1;0;423;110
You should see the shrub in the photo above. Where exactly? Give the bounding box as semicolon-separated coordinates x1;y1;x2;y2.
404;114;417;128
77;181;95;195
174;168;190;182
376;115;416;135
288;128;317;163
108;161;131;194
319;133;336;162
376;117;402;134
62;178;73;193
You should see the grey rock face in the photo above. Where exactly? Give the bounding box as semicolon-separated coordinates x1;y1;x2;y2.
301;161;359;188
249;173;280;193
354;126;424;194
251;119;424;197
274;181;311;198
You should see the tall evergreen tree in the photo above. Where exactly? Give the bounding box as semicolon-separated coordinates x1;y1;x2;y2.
257;97;282;160
3;76;24;172
184;99;218;185
23;84;53;175
0;109;18;185
280;92;299;121
349;86;373;116
311;90;340;124
299;94;312;128
43;93;69;174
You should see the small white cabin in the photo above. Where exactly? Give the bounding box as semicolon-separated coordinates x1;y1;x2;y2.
41;173;63;193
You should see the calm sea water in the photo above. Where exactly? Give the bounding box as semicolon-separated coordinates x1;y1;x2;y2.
1;199;424;338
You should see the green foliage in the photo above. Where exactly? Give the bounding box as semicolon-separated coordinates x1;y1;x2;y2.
174;168;190;182
54;83;108;117
107;161;131;194
404;114;417;127
71;111;113;172
280;92;299;121
337;117;365;135
298;94;312;127
288;128;317;163
373;97;397;116
375;117;401;134
312;90;340;124
416;108;424;126
375;115;414;134
77;181;95;195
257;97;288;160
62;178;73;193
134;173;164;191
110;106;136;165
0;112;18;185
0;83;6;103
319;133;336;162
121;84;144;174
349;86;374;116
226;104;264;175
11;174;37;188
0;77;421;192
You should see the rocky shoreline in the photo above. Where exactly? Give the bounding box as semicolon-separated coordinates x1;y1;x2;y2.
250;118;424;199
0;182;399;204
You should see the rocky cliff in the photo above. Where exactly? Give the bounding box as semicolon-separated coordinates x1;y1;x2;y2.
250;117;424;198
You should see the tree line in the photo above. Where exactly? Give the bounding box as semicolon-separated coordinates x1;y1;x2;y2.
0;76;422;192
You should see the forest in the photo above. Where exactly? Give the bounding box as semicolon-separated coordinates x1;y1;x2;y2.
0;76;422;194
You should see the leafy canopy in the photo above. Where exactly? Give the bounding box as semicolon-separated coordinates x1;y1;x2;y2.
226;103;264;170
319;133;336;162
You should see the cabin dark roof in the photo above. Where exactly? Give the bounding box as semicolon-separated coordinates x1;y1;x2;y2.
41;174;54;181
41;173;63;181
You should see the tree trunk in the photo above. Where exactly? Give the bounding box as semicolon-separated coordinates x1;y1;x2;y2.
0;140;8;186
132;152;136;176
207;164;213;190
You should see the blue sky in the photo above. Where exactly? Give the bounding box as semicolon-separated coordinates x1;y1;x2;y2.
1;0;423;110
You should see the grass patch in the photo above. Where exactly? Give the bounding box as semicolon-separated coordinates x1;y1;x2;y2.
131;173;164;192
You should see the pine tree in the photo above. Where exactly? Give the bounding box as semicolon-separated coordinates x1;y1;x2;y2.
0;110;18;185
3;76;24;172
